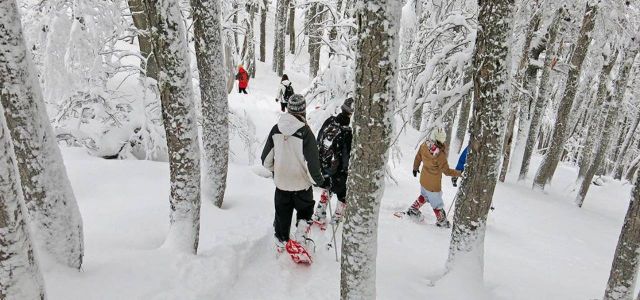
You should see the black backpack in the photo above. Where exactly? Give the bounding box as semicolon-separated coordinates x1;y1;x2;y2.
318;119;346;175
283;83;294;101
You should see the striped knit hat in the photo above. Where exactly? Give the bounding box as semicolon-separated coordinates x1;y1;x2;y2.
287;94;306;114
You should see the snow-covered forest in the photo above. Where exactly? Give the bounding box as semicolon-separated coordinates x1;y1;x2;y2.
2;0;640;298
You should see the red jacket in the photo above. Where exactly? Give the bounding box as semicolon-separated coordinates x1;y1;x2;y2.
237;67;249;89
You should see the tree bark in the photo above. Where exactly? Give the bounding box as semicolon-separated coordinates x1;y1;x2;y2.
519;8;564;181
308;3;322;78
144;0;202;253
259;0;268;62
533;3;597;190
614;113;640;179
339;0;402;298
447;0;513;276
0;0;84;269
511;8;544;175
603;169;640;300
288;0;296;54
578;49;618;180
576;45;638;207
243;2;258;78
128;0;158;81
192;0;229;208
272;0;288;75
0;3;47;298
499;106;517;182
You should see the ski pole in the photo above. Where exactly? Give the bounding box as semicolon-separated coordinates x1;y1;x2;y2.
325;191;339;262
446;193;458;217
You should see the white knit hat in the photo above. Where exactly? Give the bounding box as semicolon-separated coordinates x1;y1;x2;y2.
430;127;447;144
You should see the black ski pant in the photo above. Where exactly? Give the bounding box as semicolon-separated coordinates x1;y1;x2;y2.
280;102;287;112
273;187;314;242
239;87;248;94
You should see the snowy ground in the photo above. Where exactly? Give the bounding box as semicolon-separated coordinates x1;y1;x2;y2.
41;62;639;299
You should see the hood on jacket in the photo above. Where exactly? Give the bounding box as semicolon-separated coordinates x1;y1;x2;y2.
278;113;305;136
281;80;291;86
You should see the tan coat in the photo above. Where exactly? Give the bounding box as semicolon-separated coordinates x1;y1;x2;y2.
413;142;461;192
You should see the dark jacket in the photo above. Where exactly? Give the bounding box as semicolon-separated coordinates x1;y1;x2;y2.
317;113;352;177
456;146;468;171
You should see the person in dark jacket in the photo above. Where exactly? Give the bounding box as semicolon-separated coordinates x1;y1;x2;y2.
452;146;468;187
236;65;249;94
261;94;324;252
312;98;354;226
275;74;293;112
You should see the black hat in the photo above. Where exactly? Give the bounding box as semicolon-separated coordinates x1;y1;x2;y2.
341;97;354;114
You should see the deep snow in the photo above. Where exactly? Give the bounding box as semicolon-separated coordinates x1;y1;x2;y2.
40;62;640;299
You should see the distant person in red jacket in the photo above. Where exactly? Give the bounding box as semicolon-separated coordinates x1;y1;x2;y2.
236;65;249;94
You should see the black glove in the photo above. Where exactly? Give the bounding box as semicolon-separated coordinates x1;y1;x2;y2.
319;176;331;189
452;177;458;187
412;169;419;177
275;98;279;102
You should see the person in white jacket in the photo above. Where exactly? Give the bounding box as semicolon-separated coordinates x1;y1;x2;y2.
261;94;324;251
275;74;294;112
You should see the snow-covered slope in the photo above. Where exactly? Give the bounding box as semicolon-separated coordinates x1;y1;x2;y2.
41;62;638;299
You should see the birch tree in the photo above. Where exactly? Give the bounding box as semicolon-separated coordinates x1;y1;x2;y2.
340;0;402;298
260;0;268;62
603;170;640;300
0;0;84;269
447;0;513;277
533;2;598;189
144;0;202;253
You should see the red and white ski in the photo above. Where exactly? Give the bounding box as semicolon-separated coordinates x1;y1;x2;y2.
285;240;313;264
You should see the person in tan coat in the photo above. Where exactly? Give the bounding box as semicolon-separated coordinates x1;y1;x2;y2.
406;128;461;227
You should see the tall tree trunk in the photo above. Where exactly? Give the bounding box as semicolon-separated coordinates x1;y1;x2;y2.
533;3;597;190
511;8;544;174
576;45;638;207
259;0;268;62
128;0;158;81
0;3;47;298
339;0;402;298
288;0;296;54
519;8;564;180
614;113;640;179
0;0;84;269
272;0;288;75
192;0;229;208
452;69;473;154
233;2;239;54
144;0;202;253
499;106;517;182
603;169;640;300
243;2;258;78
447;0;513;276
578;49;618;180
308;3;322;78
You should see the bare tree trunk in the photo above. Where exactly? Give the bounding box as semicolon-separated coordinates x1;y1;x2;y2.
578;50;618;180
614;113;640;179
447;0;513;277
272;0;288;75
499;106;517;182
243;2;258;78
144;0;202;253
603;168;640;300
576;45;638;207
192;0;229;208
0;0;84;270
288;0;295;54
259;0;268;62
233;2;239;54
533;3;597;190
519;8;564;181
511;8;544;174
0;3;47;298
308;3;322;78
340;0;402;298
453;91;472;154
128;0;158;81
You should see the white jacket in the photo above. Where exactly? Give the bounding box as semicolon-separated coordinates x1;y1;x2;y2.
261;114;324;191
276;80;292;103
